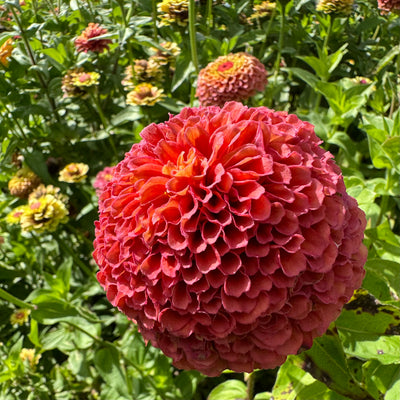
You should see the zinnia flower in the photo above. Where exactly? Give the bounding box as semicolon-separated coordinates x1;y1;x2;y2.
5;206;26;225
316;0;354;15
196;53;268;107
75;23;112;53
248;1;276;21
150;42;181;66
8;167;41;198
0;38;13;67
121;59;164;90
93;102;367;376
10;308;31;325
126;83;165;106
20;348;41;367
62;69;99;97
93;166;115;196
377;0;400;14
59;163;89;183
158;0;189;26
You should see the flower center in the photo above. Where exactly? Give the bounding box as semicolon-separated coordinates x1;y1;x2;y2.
217;61;234;72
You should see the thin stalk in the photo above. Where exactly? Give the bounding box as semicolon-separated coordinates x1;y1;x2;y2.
273;1;285;79
315;15;333;112
189;0;199;74
0;288;34;310
152;0;158;40
64;320;102;343
205;0;213;34
389;53;400;119
9;5;61;123
258;7;277;60
89;91;118;158
246;372;256;400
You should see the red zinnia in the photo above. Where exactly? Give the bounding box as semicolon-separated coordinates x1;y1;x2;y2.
93;102;367;376
196;53;268;107
377;0;400;13
93;166;115;197
75;23;111;53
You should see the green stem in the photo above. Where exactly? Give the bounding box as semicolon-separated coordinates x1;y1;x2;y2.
273;1;285;79
189;0;199;74
205;0;213;34
258;7;277;60
152;0;158;40
64;321;102;343
246;371;256;400
0;288;34;310
8;5;61;123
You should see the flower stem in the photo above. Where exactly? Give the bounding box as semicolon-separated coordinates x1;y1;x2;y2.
273;1;285;77
189;0;199;74
205;0;213;34
245;371;256;400
258;7;277;60
152;0;158;40
0;287;34;310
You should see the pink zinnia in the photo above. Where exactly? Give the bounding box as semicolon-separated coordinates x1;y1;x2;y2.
75;23;111;53
93;102;367;376
377;0;400;13
93;166;115;197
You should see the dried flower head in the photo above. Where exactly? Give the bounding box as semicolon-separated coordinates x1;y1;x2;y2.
93;166;115;197
8;167;41;198
196;52;268;107
316;0;354;15
93;102;367;376
75;22;112;53
0;38;13;67
126;83;165;106
158;0;189;26
10;308;31;325
59;163;89;183
20;348;41;367
378;0;400;13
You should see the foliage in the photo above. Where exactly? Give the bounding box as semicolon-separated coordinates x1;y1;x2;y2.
0;0;399;399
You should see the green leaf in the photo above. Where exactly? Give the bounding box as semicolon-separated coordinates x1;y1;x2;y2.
285;67;319;90
299;328;371;399
111;107;142;127
207;380;248;400
94;345;131;398
374;45;400;74
336;290;400;364
272;356;348;400
365;259;400;298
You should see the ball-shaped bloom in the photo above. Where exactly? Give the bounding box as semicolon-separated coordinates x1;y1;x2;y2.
93;102;367;376
75;23;112;53
316;0;354;15
196;53;268;107
8;167;41;198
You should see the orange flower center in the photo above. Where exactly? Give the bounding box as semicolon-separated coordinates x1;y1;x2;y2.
217;61;234;72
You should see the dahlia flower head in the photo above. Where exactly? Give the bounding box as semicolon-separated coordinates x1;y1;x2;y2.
196;53;268;107
93;102;367;376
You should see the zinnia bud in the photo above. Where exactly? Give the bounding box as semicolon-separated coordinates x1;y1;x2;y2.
93;102;367;376
196;53;268;107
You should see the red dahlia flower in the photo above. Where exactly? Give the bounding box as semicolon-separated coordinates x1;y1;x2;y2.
196;53;268;107
75;23;111;53
93;102;367;376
